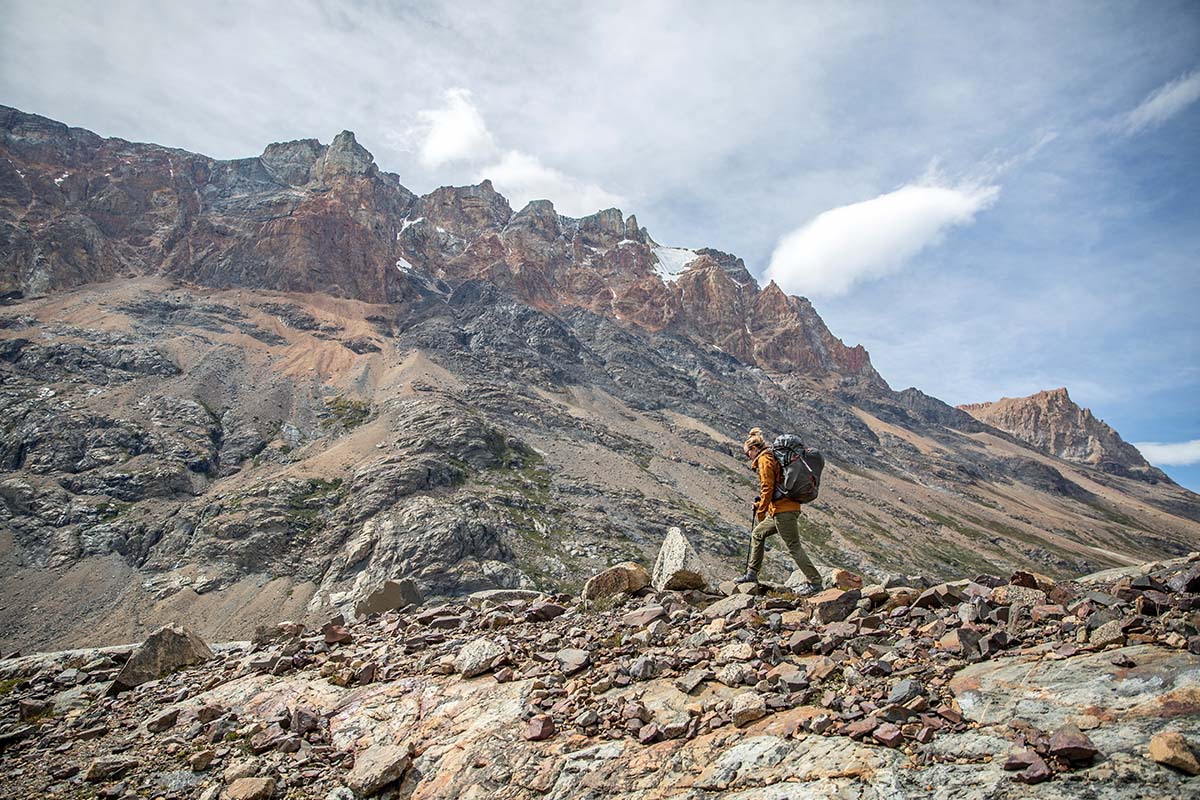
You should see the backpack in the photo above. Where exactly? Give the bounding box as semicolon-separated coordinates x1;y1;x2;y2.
770;434;823;504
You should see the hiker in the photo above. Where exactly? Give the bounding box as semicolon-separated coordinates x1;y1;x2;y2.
737;427;824;593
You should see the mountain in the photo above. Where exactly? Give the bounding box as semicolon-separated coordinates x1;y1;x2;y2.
958;388;1167;483
1;106;1198;653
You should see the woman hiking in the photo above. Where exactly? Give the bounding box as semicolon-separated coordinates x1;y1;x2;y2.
737;427;823;595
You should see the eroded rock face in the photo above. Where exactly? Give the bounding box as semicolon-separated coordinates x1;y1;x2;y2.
959;388;1168;483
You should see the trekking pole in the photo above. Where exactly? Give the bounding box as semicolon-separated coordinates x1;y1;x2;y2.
744;504;757;572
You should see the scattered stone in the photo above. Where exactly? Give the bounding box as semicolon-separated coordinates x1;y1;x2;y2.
873;722;903;747
525;714;556;741
145;708;179;733
109;624;214;693
1167;565;1200;594
830;569;864;590
455;638;505;678
703;594;755;619
1148;731;1200;775
345;745;412;796
582;562;650;603
84;755;139;782
223;776;276;800
809;589;862;624
622;605;667;627
354;579;423;618
555;648;590;675
1090;619;1126;648
1047;723;1100;765
651;527;706;591
887;679;924;706
189;750;216;771
1014;754;1053;784
730;692;767;727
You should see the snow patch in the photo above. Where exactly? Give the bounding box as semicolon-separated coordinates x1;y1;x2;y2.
54;171;70;185
399;216;424;237
652;246;700;283
395;257;415;272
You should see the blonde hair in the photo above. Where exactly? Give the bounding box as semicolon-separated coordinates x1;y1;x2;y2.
743;427;767;455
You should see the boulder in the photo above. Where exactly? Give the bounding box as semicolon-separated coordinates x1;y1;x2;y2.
651;527;706;591
109;624;213;693
555;648;590;675
703;593;755;619
223;777;276;800
84;755;138;781
830;568;864;590
730;692;767;726
1047;723;1099;764
345;745;411;796
525;714;555;741
455;638;505;678
810;588;862;624
581;561;650;603
1148;731;1200;775
353;579;423;618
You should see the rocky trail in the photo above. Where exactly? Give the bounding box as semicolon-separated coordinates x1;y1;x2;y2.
1;529;1198;799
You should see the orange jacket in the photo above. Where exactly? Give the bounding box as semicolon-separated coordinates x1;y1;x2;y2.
754;449;802;520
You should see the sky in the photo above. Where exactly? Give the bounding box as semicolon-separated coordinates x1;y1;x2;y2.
1;1;1198;489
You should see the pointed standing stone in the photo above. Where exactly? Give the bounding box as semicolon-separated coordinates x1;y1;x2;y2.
651;527;707;591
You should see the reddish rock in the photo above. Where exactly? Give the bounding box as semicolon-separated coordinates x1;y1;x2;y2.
873;722;903;747
809;589;862;624
1014;755;1053;784
844;717;879;739
1048;723;1099;764
323;623;353;645
525;714;556;741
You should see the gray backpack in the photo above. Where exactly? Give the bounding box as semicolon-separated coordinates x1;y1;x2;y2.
771;434;823;504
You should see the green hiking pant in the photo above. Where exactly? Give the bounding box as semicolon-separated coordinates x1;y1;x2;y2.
747;510;822;584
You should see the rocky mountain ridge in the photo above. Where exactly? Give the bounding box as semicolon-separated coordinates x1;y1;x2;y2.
958;388;1166;483
1;107;1199;655
0;105;877;387
0;539;1198;799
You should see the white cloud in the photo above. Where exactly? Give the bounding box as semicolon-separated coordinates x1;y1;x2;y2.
1133;439;1200;467
1122;69;1200;135
478;150;624;217
414;88;498;168
764;181;999;297
410;87;623;216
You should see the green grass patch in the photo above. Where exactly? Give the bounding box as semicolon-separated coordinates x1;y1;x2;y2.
323;396;371;430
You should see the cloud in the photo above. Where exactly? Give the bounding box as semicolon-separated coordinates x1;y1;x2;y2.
1133;439;1200;467
764;181;999;297
479;150;624;217
1121;69;1200;135
414;88;498;168
410;86;623;216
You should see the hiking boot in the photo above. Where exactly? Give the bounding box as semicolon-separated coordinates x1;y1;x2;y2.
792;582;819;597
736;570;759;584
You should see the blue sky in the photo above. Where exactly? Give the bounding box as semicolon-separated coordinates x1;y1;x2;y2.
2;1;1198;489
